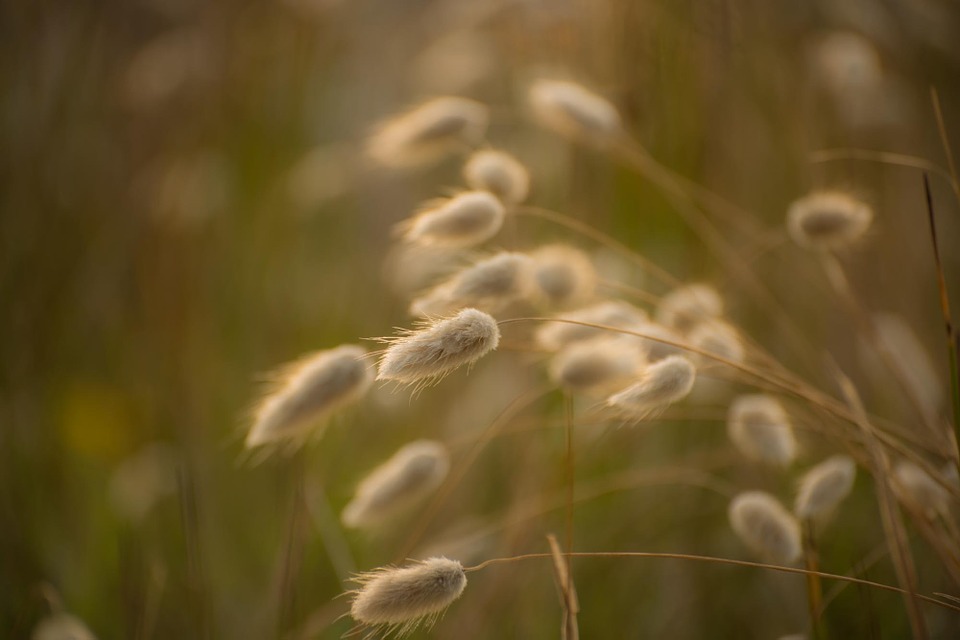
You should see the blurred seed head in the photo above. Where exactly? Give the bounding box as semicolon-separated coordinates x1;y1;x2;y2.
342;440;450;528
655;284;724;334
350;557;467;636
727;394;797;466
377;308;500;386
246;345;373;449
729;491;802;565
528;79;621;144
549;336;645;396
32;612;97;640
892;460;952;518
462;149;531;205
528;244;597;309
605;355;696;418
109;443;180;523
866;313;942;416
688;320;745;365
367;97;489;168
794;455;856;520
409;252;534;317
401;191;505;248
535;300;648;351
786;191;873;251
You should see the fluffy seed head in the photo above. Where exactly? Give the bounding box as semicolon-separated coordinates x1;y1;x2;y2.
605;355;696;418
246;345;373;448
367;97;489;168
871;313;942;416
32;613;97;640
342;440;450;528
727;394;796;466
350;557;467;636
377;308;500;386
892;460;952;517
528;244;597;309
528;79;621;143
786;191;873;250
688;320;745;364
630;321;686;361
402;191;505;248
409;252;534;317
462;149;530;204
729;491;802;565
549;337;645;396
535;301;648;351
655;284;723;334
795;455;856;519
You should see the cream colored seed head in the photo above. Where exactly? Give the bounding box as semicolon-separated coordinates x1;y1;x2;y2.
528;244;597;310
246;345;373;449
350;557;467;636
786;191;873;250
377;308;500;386
409;252;535;317
549;336;645;396
32;613;97;640
402;191;505;248
892;460;952;518
535;300;648;351
688;320;745;365
605;355;696;418
655;284;723;334
342;440;450;528
528;79;621;143
462;149;530;204
630;321;685;362
367;97;489;168
727;394;796;466
795;455;856;519
729;491;802;565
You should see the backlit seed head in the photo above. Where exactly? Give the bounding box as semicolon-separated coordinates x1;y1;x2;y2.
655;284;724;334
246;345;373;449
729;491;802;565
462;149;530;204
629;321;685;361
549;336;645;396
409;252;535;317
32;613;97;640
786;191;873;251
342;440;450;528
528;79;622;144
377;308;500;387
535;301;649;351
727;394;796;466
367;97;489;168
350;557;467;636
605;355;696;418
528;244;597;309
402;191;505;248
892;460;952;518
688;320;746;364
795;455;856;520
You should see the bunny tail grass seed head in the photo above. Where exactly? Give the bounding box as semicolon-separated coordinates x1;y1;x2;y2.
402;191;505;248
535;300;648;351
529;244;597;309
892;460;952;518
528;79;622;144
605;355;696;418
786;191;873;250
688;320;745;364
549;336;645;396
342;440;450;528
32;612;97;640
729;491;802;565
349;557;467;636
377;308;500;386
245;345;373;449
409;252;534;317
462;149;530;204
795;455;856;520
655;284;724;334
367;97;489;168
727;394;797;466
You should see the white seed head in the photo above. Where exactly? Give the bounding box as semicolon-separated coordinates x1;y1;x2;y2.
727;395;796;466
528;244;597;309
605;355;696;418
795;455;856;520
549;336;645;396
528;79;622;143
402;191;505;248
892;460;952;518
246;345;373;448
377;308;500;386
462;149;530;204
786;191;873;251
32;613;97;640
350;557;467;636
342;440;450;528
535;301;648;351
871;313;942;416
655;284;724;334
729;491;802;565
688;320;745;364
409;252;535;317
367;97;489;168
630;321;686;362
